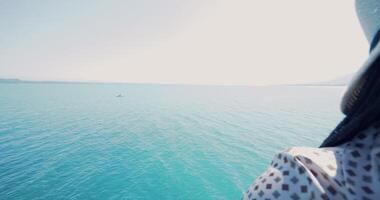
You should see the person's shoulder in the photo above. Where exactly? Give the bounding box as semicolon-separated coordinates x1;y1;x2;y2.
272;146;338;165
243;146;344;200
270;147;342;179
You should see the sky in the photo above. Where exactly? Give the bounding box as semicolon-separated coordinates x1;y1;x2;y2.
0;0;369;85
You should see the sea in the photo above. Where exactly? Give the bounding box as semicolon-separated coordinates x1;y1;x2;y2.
0;83;344;200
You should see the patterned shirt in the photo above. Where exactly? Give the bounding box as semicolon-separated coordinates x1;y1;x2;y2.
243;126;380;200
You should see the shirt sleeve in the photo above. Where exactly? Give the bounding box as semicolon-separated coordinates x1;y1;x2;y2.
243;147;347;200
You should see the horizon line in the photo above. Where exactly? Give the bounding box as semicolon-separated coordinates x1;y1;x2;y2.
0;78;347;87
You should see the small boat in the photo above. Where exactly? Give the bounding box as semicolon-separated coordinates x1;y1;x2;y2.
116;94;123;97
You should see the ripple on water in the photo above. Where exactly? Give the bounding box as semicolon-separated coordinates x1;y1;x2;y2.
0;84;343;199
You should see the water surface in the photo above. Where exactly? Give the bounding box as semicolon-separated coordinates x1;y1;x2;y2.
0;83;344;199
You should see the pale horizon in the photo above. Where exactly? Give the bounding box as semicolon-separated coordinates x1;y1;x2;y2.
0;0;368;86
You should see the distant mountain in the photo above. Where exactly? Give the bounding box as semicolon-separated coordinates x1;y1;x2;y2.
0;78;22;83
317;73;354;86
0;78;97;84
296;73;354;86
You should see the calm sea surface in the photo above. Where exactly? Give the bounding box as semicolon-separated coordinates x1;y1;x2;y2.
0;83;344;199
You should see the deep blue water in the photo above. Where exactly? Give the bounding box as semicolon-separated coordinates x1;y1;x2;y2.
0;83;344;199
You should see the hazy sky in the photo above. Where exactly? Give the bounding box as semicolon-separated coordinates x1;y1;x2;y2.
0;0;369;85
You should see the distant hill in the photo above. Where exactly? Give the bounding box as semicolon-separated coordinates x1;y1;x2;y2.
296;73;354;86
0;78;22;83
318;73;354;86
0;78;96;84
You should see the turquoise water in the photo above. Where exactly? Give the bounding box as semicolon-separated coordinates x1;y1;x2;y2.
0;83;344;199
